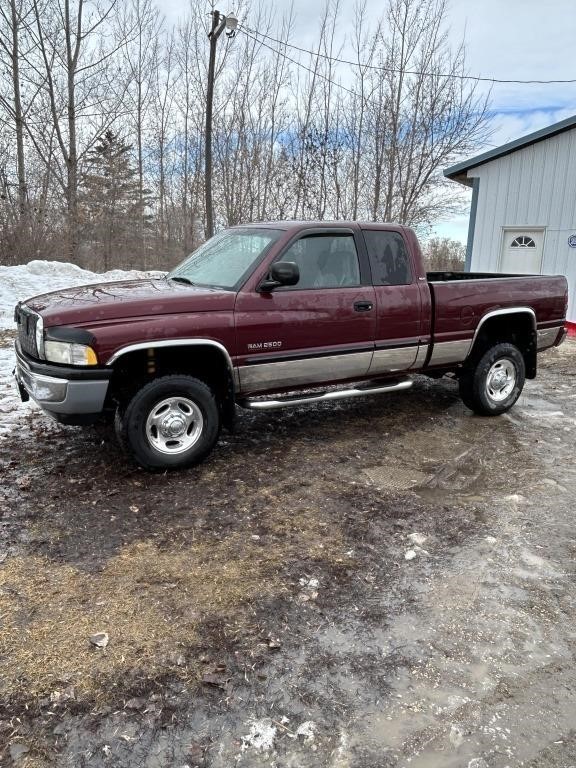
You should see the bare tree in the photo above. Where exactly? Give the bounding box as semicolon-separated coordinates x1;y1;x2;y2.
362;0;488;228
151;30;177;247
117;0;162;215
0;0;31;218
175;10;204;251
0;0;490;270
424;236;465;271
27;0;129;259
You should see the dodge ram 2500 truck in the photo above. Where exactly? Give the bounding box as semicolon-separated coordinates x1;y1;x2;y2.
14;221;568;469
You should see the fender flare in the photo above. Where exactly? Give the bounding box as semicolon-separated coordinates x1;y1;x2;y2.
106;339;237;427
467;307;536;357
106;338;234;373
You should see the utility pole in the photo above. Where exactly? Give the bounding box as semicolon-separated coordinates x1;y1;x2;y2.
205;9;237;239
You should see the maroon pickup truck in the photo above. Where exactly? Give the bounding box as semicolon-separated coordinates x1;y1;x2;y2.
14;221;568;469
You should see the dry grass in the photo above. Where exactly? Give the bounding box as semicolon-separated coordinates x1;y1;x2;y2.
0;498;346;706
0;329;15;347
17;756;51;768
0;538;280;703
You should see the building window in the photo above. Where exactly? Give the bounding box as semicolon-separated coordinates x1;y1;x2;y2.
510;236;536;248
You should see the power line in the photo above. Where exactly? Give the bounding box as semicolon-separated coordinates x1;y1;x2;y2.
241;28;358;97
244;25;576;86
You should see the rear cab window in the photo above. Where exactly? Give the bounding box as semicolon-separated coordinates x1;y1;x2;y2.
363;229;413;286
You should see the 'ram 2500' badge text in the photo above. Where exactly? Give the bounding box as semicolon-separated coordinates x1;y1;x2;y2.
247;341;282;350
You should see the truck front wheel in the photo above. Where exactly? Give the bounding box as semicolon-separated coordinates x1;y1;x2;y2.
117;375;220;470
459;342;525;416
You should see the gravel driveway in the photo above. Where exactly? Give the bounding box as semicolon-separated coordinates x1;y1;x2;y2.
1;339;575;768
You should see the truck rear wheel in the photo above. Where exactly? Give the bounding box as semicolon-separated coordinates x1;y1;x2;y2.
459;342;525;416
118;375;220;470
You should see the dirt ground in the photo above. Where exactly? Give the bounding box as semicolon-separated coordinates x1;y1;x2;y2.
1;338;575;768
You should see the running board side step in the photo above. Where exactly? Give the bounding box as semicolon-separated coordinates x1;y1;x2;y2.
238;378;413;410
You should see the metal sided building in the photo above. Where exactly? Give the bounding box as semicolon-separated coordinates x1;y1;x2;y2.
444;114;576;331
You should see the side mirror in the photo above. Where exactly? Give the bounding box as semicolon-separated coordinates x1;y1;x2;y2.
259;261;300;292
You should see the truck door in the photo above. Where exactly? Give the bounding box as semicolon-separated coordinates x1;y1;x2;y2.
234;229;377;394
361;228;425;374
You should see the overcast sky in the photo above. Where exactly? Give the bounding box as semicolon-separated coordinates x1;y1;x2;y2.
161;0;576;243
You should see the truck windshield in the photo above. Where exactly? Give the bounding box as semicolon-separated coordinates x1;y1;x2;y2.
168;228;282;290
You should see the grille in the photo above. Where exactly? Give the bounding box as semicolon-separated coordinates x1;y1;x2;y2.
16;305;39;358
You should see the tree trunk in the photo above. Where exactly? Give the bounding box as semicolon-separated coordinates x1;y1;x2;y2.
10;0;27;218
65;0;80;261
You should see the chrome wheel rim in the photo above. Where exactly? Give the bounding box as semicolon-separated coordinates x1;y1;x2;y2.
145;396;203;455
485;358;516;403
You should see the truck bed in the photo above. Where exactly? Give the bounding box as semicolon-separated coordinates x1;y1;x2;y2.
427;271;568;353
427;271;536;282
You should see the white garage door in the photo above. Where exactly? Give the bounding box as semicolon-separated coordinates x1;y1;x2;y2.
500;229;544;274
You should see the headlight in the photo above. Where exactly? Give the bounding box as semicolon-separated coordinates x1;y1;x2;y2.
44;340;98;366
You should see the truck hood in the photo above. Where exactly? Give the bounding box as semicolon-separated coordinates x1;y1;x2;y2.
24;278;236;327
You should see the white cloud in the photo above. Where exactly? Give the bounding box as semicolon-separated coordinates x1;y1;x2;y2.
431;214;471;244
487;107;575;148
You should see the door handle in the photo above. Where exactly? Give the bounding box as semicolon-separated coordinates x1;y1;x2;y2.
354;301;373;312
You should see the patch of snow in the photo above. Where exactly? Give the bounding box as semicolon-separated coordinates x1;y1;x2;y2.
241;718;277;753
0;259;164;329
404;549;417;561
299;577;319;589
408;532;427;546
332;731;350;766
0;260;163;439
0;343;46;440
523;410;565;419
295;720;316;742
449;724;464;749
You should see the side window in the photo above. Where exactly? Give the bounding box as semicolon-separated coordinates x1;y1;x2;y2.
279;234;361;289
363;230;412;286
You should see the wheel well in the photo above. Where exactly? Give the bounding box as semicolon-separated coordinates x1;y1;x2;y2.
108;345;236;427
467;313;537;378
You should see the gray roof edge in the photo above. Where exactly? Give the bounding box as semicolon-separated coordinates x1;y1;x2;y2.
444;113;576;181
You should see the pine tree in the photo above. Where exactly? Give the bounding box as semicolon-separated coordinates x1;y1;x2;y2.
79;131;152;269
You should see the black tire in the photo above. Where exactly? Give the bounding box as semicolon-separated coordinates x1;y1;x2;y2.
459;342;525;416
118;375;220;470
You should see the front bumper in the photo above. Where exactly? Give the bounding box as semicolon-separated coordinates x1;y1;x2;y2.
14;342;112;425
